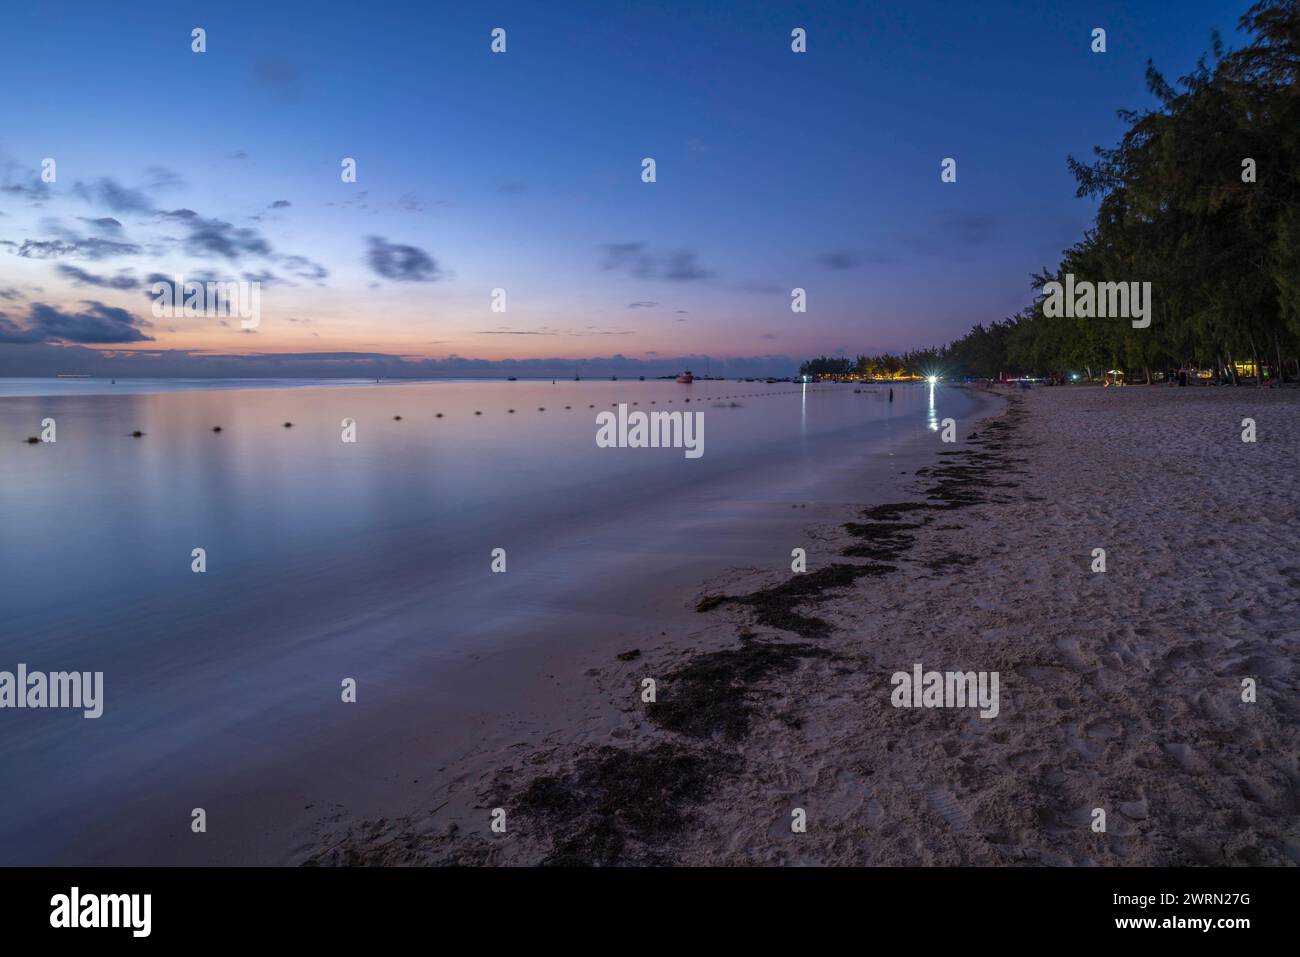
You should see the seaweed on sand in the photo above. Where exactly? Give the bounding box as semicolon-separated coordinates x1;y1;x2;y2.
696;562;892;638
514;742;739;866
645;640;832;740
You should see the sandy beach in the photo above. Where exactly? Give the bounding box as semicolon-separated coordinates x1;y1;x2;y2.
307;385;1300;866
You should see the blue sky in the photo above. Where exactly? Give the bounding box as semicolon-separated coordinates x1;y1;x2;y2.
0;0;1248;376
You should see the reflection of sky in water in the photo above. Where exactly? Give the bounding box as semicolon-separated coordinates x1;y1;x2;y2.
0;378;982;862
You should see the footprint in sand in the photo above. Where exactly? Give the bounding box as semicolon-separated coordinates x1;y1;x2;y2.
1054;638;1090;671
1084;719;1124;742
927;787;972;833
1161;741;1200;771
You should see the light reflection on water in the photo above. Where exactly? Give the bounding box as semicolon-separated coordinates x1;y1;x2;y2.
0;378;974;861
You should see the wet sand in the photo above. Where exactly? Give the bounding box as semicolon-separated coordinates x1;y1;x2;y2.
309;385;1299;866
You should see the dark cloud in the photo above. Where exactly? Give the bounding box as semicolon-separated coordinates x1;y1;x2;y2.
78;216;124;235
72;178;155;214
626;301;658;309
365;235;442;282
183;216;273;260
55;264;140;290
13;239;77;259
0;301;152;344
269;200;291;209
0;287;22;300
600;242;713;281
14;236;142;260
141;273;238;311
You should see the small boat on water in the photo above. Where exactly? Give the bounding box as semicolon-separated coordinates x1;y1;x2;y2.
676;370;695;384
507;376;517;381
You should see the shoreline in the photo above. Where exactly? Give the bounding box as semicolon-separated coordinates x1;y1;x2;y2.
301;385;1011;865
308;385;1298;866
51;383;993;866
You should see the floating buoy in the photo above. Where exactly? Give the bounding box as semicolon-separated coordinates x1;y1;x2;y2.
212;426;222;432
393;415;402;421
25;436;39;444
131;430;144;437
283;422;293;428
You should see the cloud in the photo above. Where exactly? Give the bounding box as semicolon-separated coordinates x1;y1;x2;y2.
13;239;77;259
143;167;184;191
0;300;153;344
819;251;862;270
181;215;273;260
365;235;442;282
13;235;142;260
279;254;328;281
55;264;140;290
269;200;291;209
78;216;124;235
626;301;658;309
72;177;155;214
0;287;22;300
242;269;293;287
600;242;713;281
159;208;200;222
0;163;52;203
477;329;557;336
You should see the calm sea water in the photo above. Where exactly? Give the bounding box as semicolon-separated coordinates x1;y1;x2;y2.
0;378;977;863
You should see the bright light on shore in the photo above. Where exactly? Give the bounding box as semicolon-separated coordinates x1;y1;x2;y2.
927;375;939;385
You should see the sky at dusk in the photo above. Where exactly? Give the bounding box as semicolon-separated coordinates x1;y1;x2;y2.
0;0;1246;377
